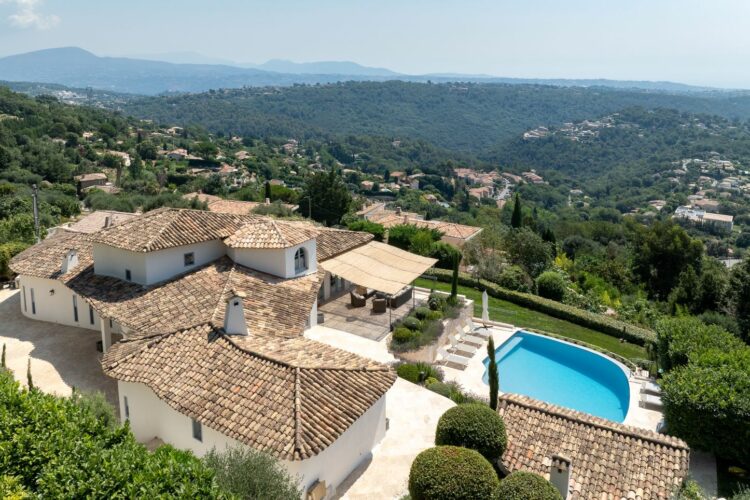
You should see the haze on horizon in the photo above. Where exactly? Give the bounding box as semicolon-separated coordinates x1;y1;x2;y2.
0;0;748;89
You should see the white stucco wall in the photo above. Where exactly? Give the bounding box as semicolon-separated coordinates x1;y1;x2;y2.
94;241;226;285
93;243;148;284
118;380;387;499
17;275;102;331
229;239;317;279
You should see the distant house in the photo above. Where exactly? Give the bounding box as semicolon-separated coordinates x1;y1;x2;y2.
74;173;108;191
674;205;733;232
234;150;251;161
363;205;481;248
522;171;544;184
692;198;721;211
360;180;375;191
269;179;286;187
166;148;188;160
468;186;494;199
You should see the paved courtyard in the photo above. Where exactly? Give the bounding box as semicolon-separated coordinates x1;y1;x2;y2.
0;289;118;409
318;290;427;341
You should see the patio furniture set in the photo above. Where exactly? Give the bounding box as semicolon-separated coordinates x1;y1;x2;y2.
350;286;414;314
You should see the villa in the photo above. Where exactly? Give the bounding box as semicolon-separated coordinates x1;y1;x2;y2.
9;208;436;499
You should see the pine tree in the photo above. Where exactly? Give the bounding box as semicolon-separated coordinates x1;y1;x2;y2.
487;336;499;410
26;358;33;390
510;193;522;229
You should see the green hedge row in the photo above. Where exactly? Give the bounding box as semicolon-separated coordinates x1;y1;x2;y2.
423;269;655;345
0;369;225;498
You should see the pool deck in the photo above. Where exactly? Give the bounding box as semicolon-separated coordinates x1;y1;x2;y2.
440;321;663;432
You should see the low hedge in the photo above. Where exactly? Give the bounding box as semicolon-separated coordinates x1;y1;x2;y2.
408;446;499;500
423;269;654;345
435;403;507;462
497;471;562;500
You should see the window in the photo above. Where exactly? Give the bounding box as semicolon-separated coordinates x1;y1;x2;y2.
184;252;195;266
125;269;131;281
124;396;129;419
294;247;307;273
192;418;202;442
30;288;35;315
22;286;27;312
72;295;78;322
89;305;95;325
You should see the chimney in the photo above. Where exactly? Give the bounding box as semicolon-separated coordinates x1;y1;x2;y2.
549;455;571;499
104;215;112;228
224;291;248;335
61;249;78;274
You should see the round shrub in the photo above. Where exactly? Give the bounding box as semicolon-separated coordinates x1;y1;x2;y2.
435;403;507;462
535;271;567;302
408;446;499;500
396;363;421;383
424;376;439;386
393;327;418;343
402;317;422;331
426;310;443;321
497;265;533;293
415;307;431;320
428;293;443;311
497;471;562;500
426;381;453;398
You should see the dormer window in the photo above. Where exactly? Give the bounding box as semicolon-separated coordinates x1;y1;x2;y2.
294;247;307;273
184;252;195;267
125;269;132;281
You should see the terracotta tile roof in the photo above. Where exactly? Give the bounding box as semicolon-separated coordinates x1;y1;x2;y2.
498;394;690;499
224;220;318;249
64;210;139;234
182;193;297;216
368;211;482;242
90;208;255;252
102;323;395;460
74;172;107;182
9;230;93;280
65;257;322;339
310;227;374;261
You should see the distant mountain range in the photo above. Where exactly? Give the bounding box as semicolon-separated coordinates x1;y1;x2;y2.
0;47;740;96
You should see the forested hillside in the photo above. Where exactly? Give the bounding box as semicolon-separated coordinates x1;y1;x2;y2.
122;81;750;152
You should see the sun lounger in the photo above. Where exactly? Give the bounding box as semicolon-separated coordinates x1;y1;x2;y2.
460;333;486;347
641;380;662;396
471;327;492;339
452;342;478;356
640;393;663;410
438;347;470;368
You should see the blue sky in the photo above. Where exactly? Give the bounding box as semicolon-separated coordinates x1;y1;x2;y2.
0;0;748;88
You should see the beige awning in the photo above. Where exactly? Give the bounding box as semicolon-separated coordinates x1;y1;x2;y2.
319;241;437;295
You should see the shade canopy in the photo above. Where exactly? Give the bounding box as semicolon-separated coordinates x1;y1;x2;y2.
320;241;437;295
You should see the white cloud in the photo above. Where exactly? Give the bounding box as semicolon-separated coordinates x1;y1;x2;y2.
0;0;59;30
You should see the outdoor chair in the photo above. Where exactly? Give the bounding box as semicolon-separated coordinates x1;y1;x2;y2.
388;286;413;309
372;297;387;313
350;291;366;308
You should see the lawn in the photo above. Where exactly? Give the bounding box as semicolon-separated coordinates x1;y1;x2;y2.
414;278;647;361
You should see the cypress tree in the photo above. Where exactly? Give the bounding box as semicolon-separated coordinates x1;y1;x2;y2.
264;181;272;201
510;193;522;229
1;343;5;368
449;252;460;304
487;336;499;410
26;358;33;390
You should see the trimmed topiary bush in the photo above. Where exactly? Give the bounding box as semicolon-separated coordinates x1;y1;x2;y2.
415;307;431;320
426;310;443;321
426;381;453;398
497;471;562;500
435;403;507;462
428;293;443;311
402;317;422;331
396;363;421;383
535;271;567;302
393;327;418;343
408;446;500;500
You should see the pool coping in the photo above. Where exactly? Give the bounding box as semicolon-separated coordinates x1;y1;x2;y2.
440;325;664;432
483;329;632;422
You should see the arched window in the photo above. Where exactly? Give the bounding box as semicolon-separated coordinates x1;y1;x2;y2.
294;247;307;273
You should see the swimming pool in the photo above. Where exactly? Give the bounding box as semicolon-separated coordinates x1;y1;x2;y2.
483;331;630;422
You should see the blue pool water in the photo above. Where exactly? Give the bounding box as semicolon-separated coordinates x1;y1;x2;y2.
483;331;630;422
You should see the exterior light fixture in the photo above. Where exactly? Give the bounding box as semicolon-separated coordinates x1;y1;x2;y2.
49;289;55;295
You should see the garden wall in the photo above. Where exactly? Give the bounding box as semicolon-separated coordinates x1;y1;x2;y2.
396;297;473;364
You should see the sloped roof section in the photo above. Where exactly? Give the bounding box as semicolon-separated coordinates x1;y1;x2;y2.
66;257;322;339
102;324;396;460
498;394;690;499
314;227;374;261
64;210;139;234
90;208;254;252
224;219;318;249
9;230;93;280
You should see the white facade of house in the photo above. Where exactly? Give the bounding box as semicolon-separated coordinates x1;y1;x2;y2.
119;380;387;498
17;275;102;331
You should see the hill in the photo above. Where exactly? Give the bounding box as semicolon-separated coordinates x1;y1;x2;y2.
121;81;750;153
